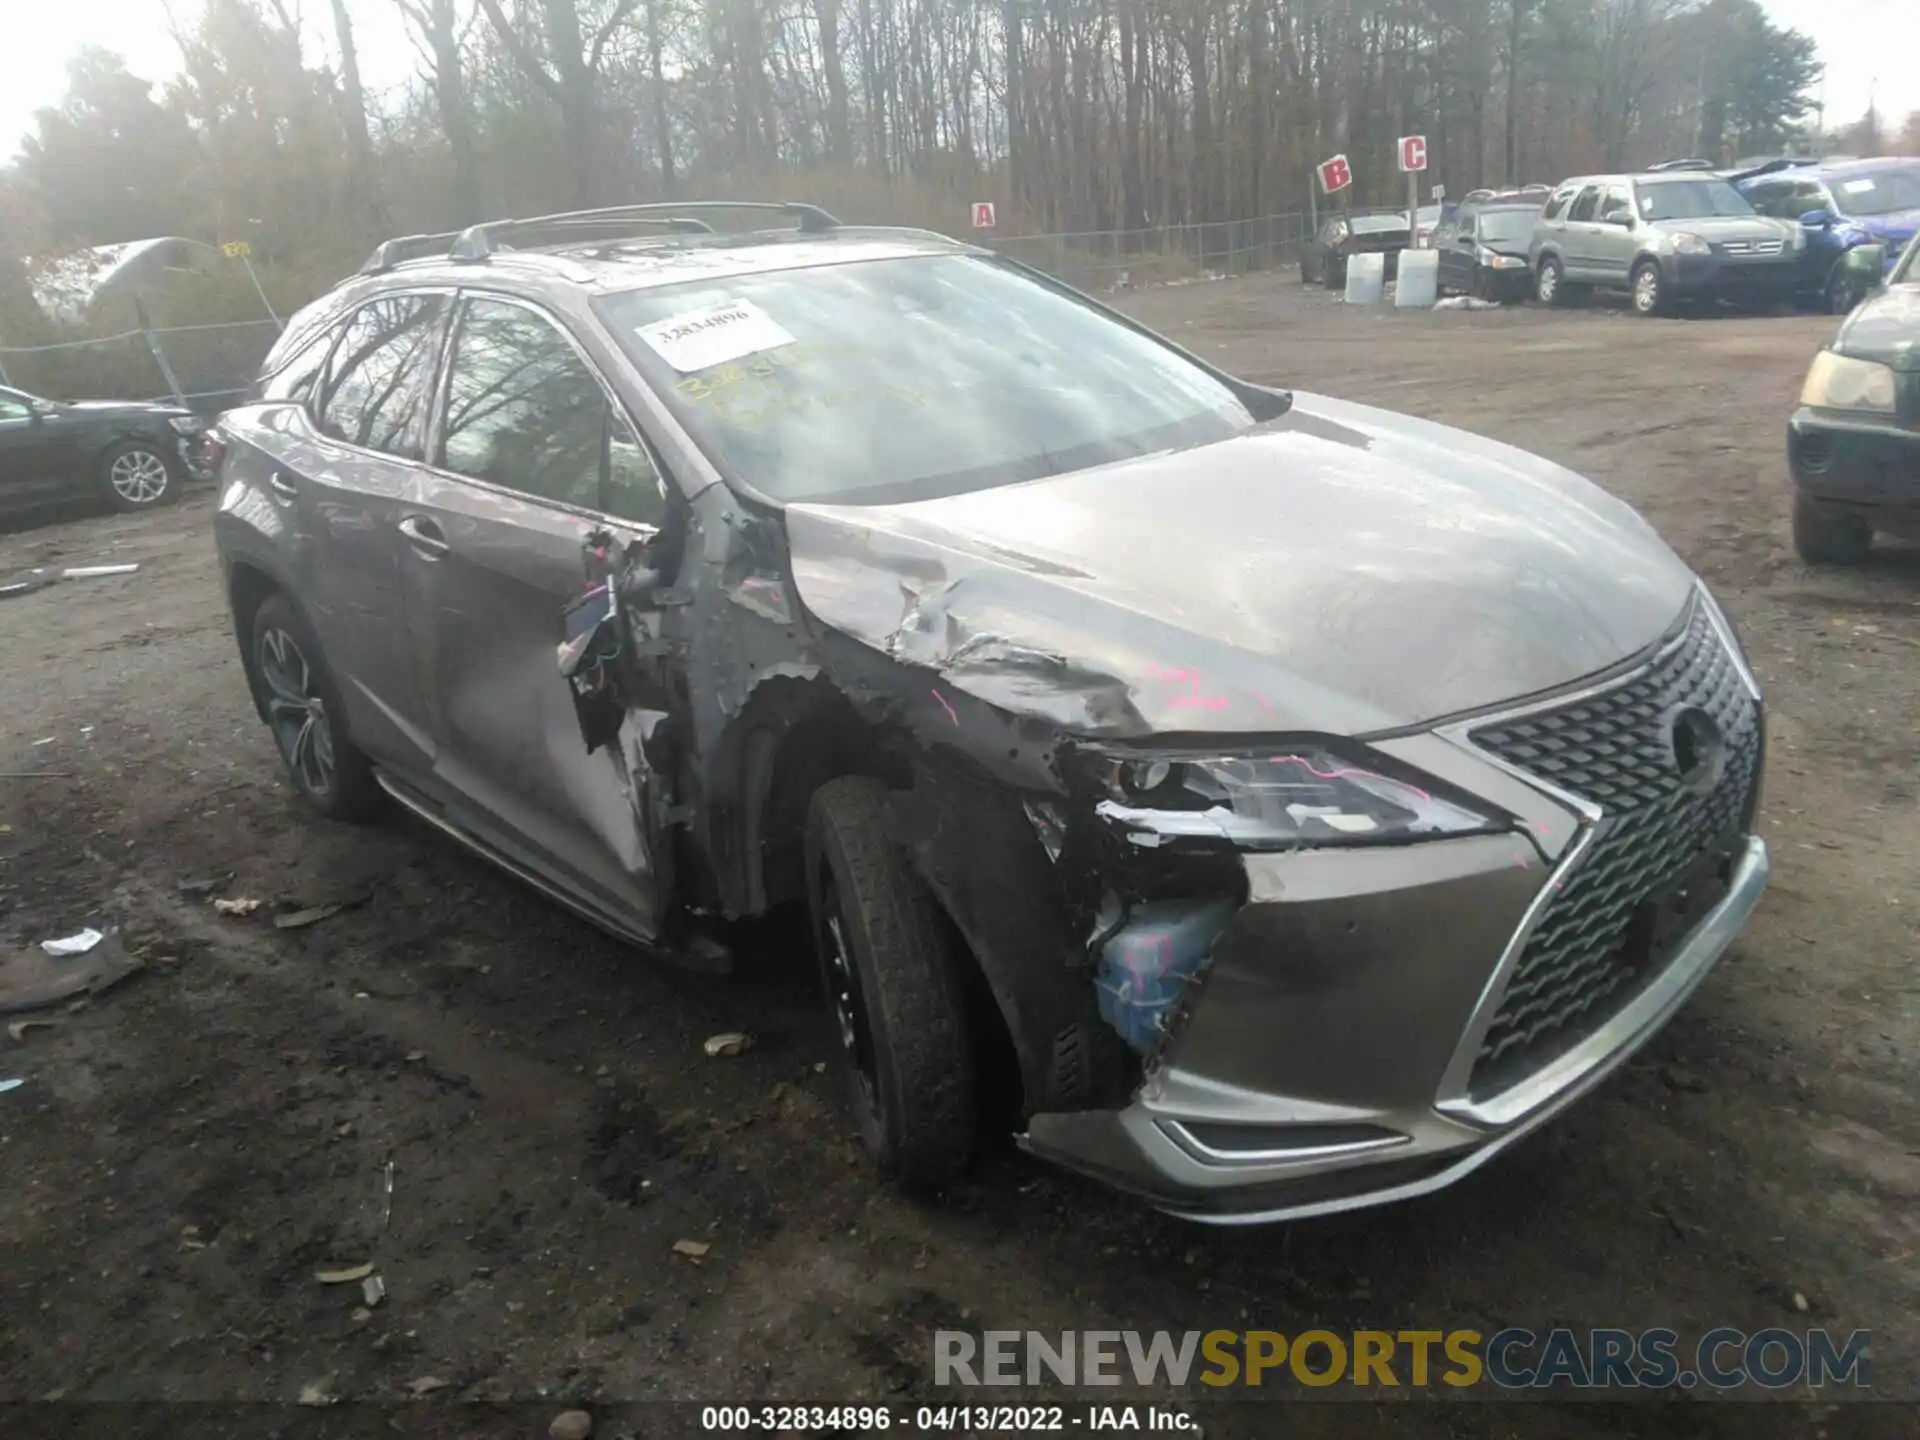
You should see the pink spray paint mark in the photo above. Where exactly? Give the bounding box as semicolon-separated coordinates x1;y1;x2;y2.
931;689;959;727
1266;754;1433;803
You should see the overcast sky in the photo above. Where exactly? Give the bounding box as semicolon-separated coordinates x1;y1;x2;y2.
1;0;1914;165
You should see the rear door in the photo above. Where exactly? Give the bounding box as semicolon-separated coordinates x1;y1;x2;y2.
279;292;450;772
397;291;673;936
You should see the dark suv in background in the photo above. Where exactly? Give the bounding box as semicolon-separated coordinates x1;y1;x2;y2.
209;200;1768;1223
1530;172;1802;315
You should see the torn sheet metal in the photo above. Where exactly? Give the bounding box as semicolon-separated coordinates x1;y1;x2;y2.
785;394;1697;738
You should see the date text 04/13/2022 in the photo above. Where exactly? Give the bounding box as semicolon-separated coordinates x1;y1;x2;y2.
698;1404;1197;1431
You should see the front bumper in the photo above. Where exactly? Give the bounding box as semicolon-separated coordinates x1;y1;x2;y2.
1027;835;1767;1223
1789;406;1920;509
1024;591;1768;1224
1664;253;1796;301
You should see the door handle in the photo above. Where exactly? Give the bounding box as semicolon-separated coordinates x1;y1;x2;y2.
268;471;296;501
397;514;450;559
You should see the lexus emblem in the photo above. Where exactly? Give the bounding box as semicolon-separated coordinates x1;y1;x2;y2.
1666;706;1725;795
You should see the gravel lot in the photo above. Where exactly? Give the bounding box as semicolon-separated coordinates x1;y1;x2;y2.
1;276;1915;1435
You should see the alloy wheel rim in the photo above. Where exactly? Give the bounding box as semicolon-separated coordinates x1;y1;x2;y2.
258;627;334;796
110;449;169;503
1635;271;1658;311
1539;266;1557;302
819;887;879;1102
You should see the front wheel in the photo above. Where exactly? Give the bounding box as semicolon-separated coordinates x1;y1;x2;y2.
1631;261;1670;317
100;440;178;511
804;775;977;1190
250;593;383;821
1792;493;1872;566
1825;266;1860;316
1536;256;1568;306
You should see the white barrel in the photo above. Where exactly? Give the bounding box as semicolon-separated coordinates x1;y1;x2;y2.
1343;251;1386;306
1395;248;1441;308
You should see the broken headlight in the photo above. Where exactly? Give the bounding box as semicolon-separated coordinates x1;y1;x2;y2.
1086;746;1503;850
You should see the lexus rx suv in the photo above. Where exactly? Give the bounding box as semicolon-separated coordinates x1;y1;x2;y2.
210;201;1769;1223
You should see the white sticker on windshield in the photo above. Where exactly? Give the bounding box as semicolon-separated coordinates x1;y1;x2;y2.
1840;178;1876;195
636;298;796;373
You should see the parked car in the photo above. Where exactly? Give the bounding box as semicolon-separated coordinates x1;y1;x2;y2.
1786;231;1920;564
1530;171;1801;315
1430;199;1543;300
212;200;1768;1223
1300;206;1443;289
1737;158;1920;312
0;384;206;517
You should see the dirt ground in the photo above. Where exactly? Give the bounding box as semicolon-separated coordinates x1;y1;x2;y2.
2;276;1917;1436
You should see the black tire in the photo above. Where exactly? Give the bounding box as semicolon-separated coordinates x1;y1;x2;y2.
249;593;383;821
1631;260;1670;318
804;775;976;1189
1536;256;1570;306
99;439;180;512
1792;492;1872;566
1824;265;1858;316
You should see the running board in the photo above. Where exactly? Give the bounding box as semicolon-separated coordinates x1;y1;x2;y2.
373;771;662;954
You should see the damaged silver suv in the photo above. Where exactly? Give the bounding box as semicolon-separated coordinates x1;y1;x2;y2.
211;202;1768;1223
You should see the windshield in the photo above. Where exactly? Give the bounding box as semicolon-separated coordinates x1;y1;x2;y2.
1831;167;1920;219
1636;179;1756;221
1476;210;1538;244
596;255;1256;505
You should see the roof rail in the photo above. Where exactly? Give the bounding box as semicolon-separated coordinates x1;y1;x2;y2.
1646;158;1716;172
359;229;466;275
448;200;840;264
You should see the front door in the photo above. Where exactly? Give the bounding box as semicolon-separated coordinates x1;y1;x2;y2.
398;292;674;937
1560;185;1606;279
1591;184;1641;284
0;391;78;513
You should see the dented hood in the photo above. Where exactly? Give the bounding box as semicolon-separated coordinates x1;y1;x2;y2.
785;393;1695;738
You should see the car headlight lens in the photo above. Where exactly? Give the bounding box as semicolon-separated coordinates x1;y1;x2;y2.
167;415;205;435
1671;231;1711;256
1800;350;1897;413
1086;746;1504;850
1477;249;1525;269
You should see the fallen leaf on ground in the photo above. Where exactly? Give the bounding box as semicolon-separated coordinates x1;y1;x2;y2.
8;1019;57;1042
672;1239;711;1259
315;1262;375;1285
213;898;261;916
298;1377;337;1407
407;1375;450;1397
703;1032;753;1058
362;1273;386;1307
275;904;343;930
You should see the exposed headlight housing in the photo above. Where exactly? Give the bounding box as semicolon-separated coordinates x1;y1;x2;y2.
1800;350;1897;414
1671;231;1711;256
1084;746;1505;851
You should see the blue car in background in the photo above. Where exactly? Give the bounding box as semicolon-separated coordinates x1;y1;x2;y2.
1737;158;1920;312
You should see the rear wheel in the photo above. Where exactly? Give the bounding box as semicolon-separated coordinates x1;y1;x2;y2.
100;441;178;511
250;593;382;821
1825;265;1859;315
804;776;976;1190
1792;493;1872;566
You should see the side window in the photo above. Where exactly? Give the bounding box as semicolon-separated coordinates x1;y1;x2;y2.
1567;186;1601;223
261;322;339;405
1542;186;1578;221
440;297;663;524
317;294;448;459
1599;185;1633;222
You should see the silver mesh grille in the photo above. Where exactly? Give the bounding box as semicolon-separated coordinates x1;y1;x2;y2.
1465;597;1762;1095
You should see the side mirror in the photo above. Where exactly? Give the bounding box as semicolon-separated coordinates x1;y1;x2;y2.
1799;209;1833;229
1606;213;1635;228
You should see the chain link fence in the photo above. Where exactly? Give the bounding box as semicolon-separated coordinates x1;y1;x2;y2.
986;206;1416;292
0;314;281;415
